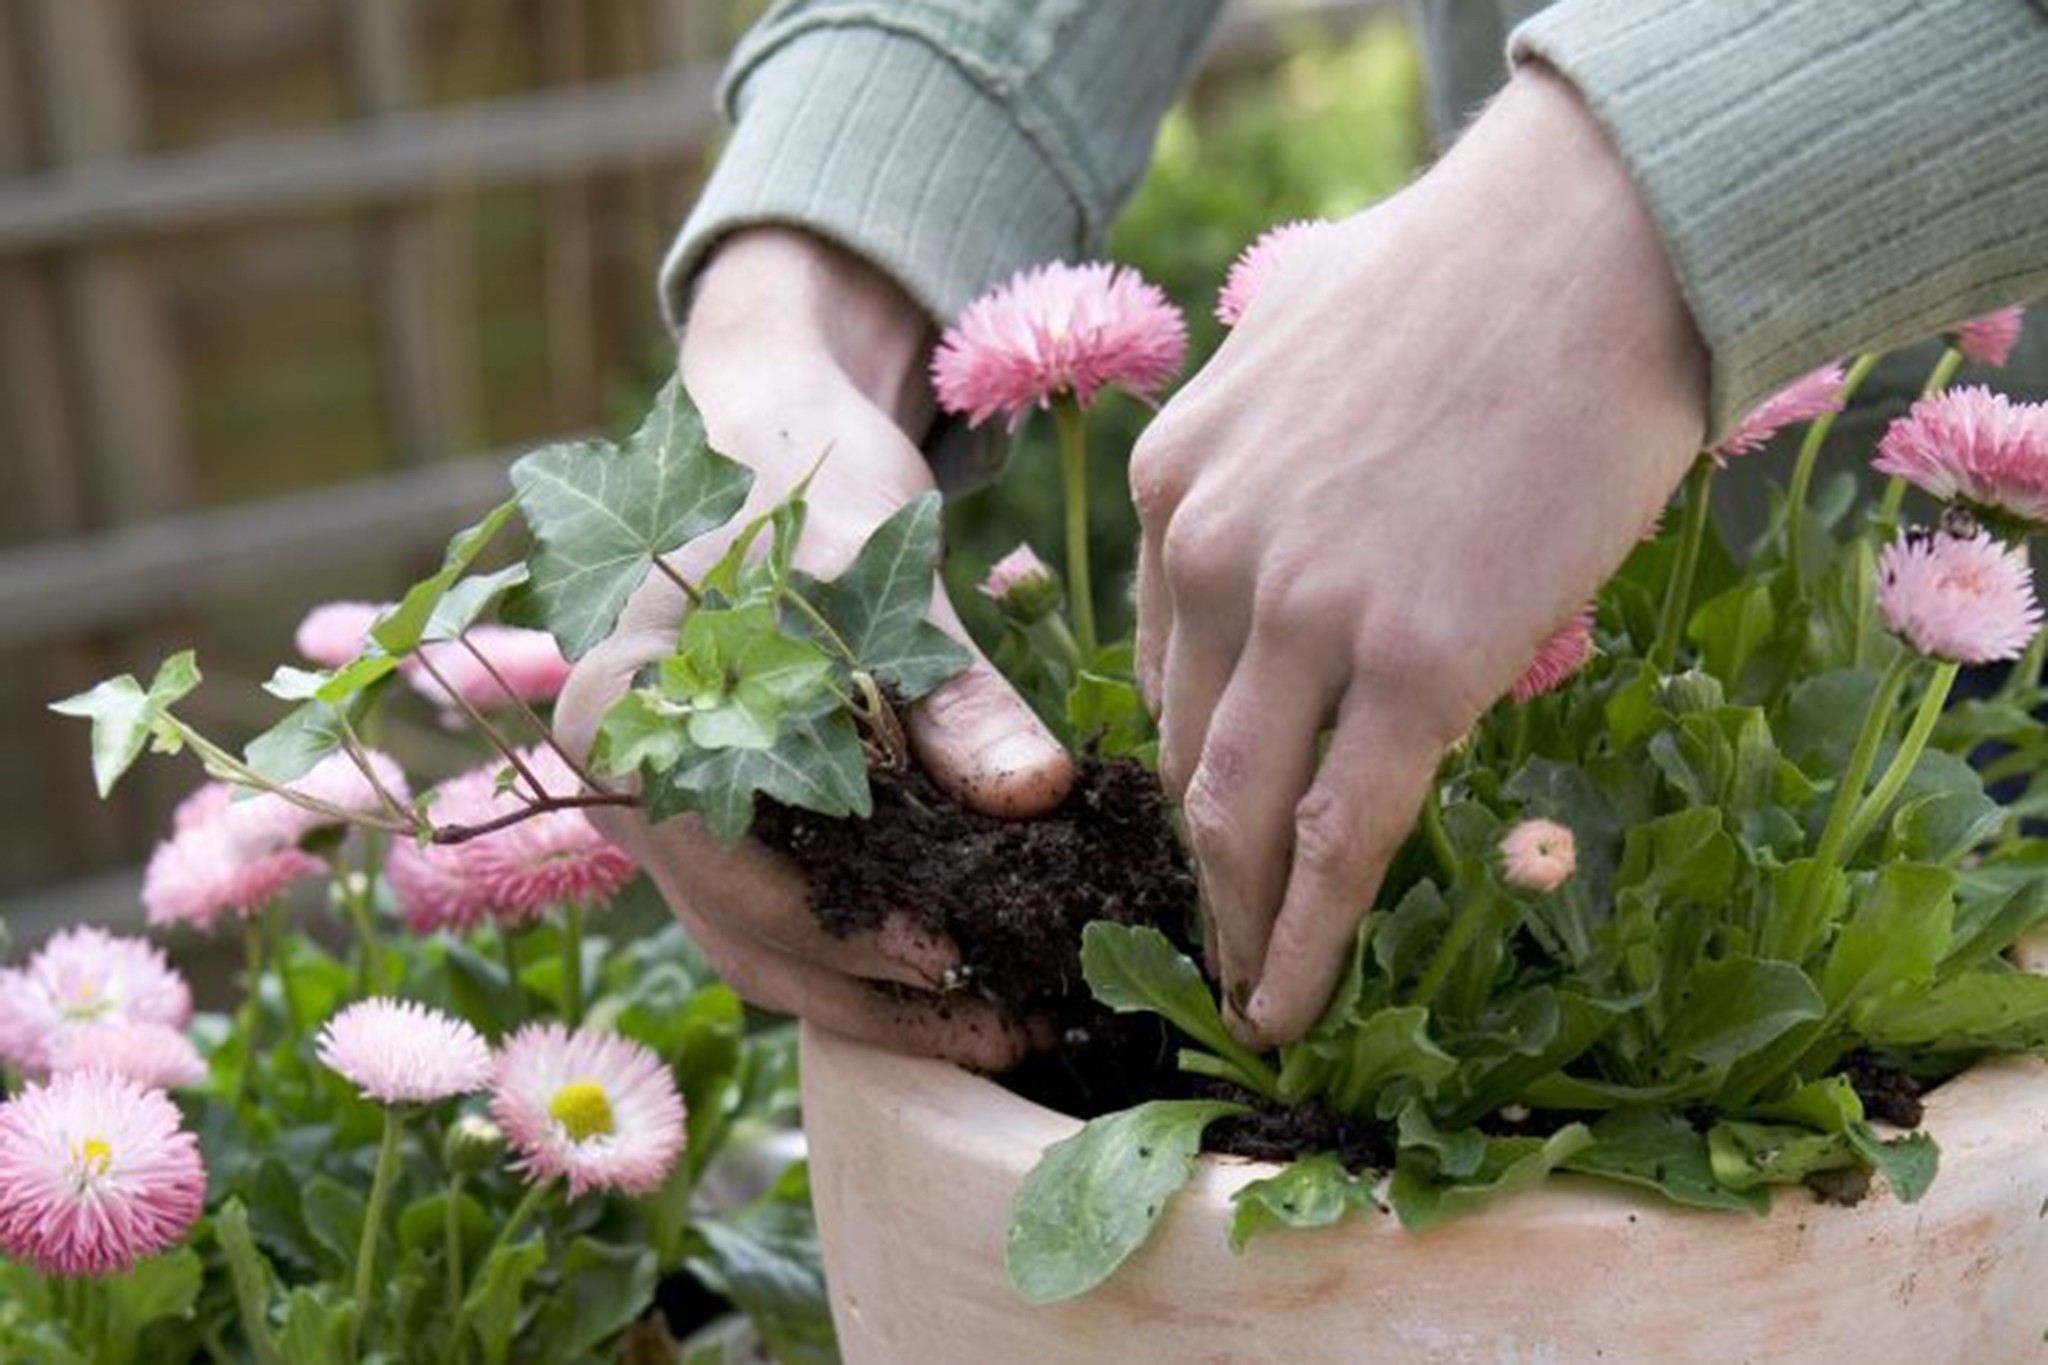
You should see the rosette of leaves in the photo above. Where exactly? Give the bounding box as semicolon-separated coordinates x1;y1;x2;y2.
1005;452;2048;1304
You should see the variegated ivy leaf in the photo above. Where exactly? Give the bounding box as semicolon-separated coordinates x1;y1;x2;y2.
506;376;753;659
50;651;202;797
371;500;519;656
644;699;869;844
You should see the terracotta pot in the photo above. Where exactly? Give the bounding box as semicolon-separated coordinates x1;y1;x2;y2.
799;1021;2048;1364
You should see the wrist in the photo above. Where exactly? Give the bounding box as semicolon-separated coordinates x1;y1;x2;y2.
683;228;938;437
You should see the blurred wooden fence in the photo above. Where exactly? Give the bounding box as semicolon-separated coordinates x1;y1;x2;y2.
0;0;1386;928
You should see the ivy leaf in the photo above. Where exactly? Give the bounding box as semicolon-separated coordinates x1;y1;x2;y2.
244;677;393;788
647;701;870;842
1561;1109;1766;1214
1663;956;1825;1068
50;651;201;797
507;376;753;659
1005;1099;1245;1304
422;563;531;642
1387;1125;1594;1232
660;604;835;752
371;500;518;655
812;492;972;699
1227;1153;1382;1250
594;691;687;777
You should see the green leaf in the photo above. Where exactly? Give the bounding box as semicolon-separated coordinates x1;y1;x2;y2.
1562;1109;1766;1214
1387;1125;1593;1231
1846;1124;1938;1203
372;500;518;655
687;1167;838;1365
594;690;687;777
461;1237;546;1365
1864;969;2048;1050
647;700;870;842
812;492;973;698
1615;808;1737;908
527;1238;658;1361
397;1190;491;1260
1707;1120;1854;1191
422;563;530;642
1081;924;1258;1086
213;1200;284;1365
300;1175;366;1277
103;1248;203;1338
243;686;388;789
1820;863;1955;1019
1663;956;1825;1068
508;376;753;658
1321;1005;1458;1119
1227;1153;1381;1250
1944;879;2048;974
277;1287;355;1365
1881;751;2002;865
1688;581;1775;686
50;651;201;797
1067;671;1156;762
1005;1099;1246;1304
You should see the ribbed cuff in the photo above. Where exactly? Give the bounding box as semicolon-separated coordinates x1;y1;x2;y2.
1513;0;2048;436
659;26;1087;333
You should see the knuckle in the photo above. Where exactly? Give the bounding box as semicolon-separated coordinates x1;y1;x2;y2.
1179;764;1242;863
1292;785;1363;878
1161;504;1233;598
1128;425;1191;522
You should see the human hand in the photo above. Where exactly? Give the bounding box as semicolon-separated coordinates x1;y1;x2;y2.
555;228;1073;1070
1132;67;1711;1046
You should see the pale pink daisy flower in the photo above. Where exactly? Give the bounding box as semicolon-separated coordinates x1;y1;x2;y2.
1872;386;2048;525
1499;819;1577;895
316;998;493;1106
1950;306;2025;369
45;1022;206;1091
406;626;572;714
294;600;386;668
490;1023;686;1198
1509;606;1596;703
1712;365;1848;463
242;749;411;847
1878;530;2043;664
0;1070;205;1277
0;927;192;1074
140;785;324;932
1216;220;1332;326
387;767;500;935
932;262;1187;428
458;748;635;926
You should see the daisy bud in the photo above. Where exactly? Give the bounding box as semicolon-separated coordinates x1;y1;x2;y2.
980;545;1064;626
443;1113;507;1177
1877;530;2043;665
1657;670;1725;716
1499;819;1577;895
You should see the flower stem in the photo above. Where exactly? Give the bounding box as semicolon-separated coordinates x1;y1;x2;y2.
352;1107;406;1356
1800;654;1914;917
1411;883;1498;1010
1025;612;1087;677
447;1181;550;1357
1654;458;1715;671
1418;780;1459;884
444;1172;468;1333
1053;399;1097;658
232;916;267;1108
1786;351;1878;598
561;902;585;1027
1877;346;1966;532
266;903;302;1043
1841;660;1959;858
345;847;387;996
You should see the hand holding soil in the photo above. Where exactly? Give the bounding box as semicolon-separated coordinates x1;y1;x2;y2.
554;228;1074;1071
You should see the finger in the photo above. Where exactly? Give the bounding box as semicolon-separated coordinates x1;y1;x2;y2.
1244;698;1443;1046
644;851;1034;1072
1182;642;1341;1009
1156;608;1241;802
909;586;1074;818
1133;535;1171;716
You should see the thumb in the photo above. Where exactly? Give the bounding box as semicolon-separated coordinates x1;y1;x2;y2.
907;582;1074;818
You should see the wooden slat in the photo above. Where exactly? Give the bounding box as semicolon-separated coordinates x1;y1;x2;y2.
0;65;723;253
540;0;600;428
0;453;517;649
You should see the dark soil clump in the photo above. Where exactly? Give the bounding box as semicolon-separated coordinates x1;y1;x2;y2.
1203;1088;1393;1170
754;756;1194;1017
1841;1050;1926;1129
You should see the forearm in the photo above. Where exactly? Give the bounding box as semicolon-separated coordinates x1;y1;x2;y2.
1511;0;2048;437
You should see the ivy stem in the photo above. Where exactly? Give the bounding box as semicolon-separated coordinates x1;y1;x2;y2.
1840;660;1959;859
1799;653;1914;922
430;792;638;845
1053;398;1097;658
1876;346;1966;532
174;723;412;834
781;587;861;670
456;634;607;793
352;1108;406;1355
651;555;703;609
338;717;410;823
1785;351;1878;599
1653;457;1715;671
561;902;585;1027
413;650;546;800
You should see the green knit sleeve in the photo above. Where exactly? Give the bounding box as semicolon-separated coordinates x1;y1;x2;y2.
660;1;1225;331
1510;0;2048;436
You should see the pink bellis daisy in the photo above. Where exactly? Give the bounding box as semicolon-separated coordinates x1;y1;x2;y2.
294;600;386;668
1873;386;2048;526
1950;306;2025;369
316;998;493;1106
141;786;325;933
385;766;499;935
1509;606;1596;703
1216;220;1332;326
407;626;572;716
1712;365;1848;463
491;1023;686;1198
1500;819;1577;895
45;1022;206;1091
1878;530;2043;665
0;927;192;1075
932;262;1187;428
0;1070;205;1277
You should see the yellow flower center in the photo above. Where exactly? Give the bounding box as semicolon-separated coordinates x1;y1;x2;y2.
63;978;109;1021
547;1081;615;1142
74;1136;113;1182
